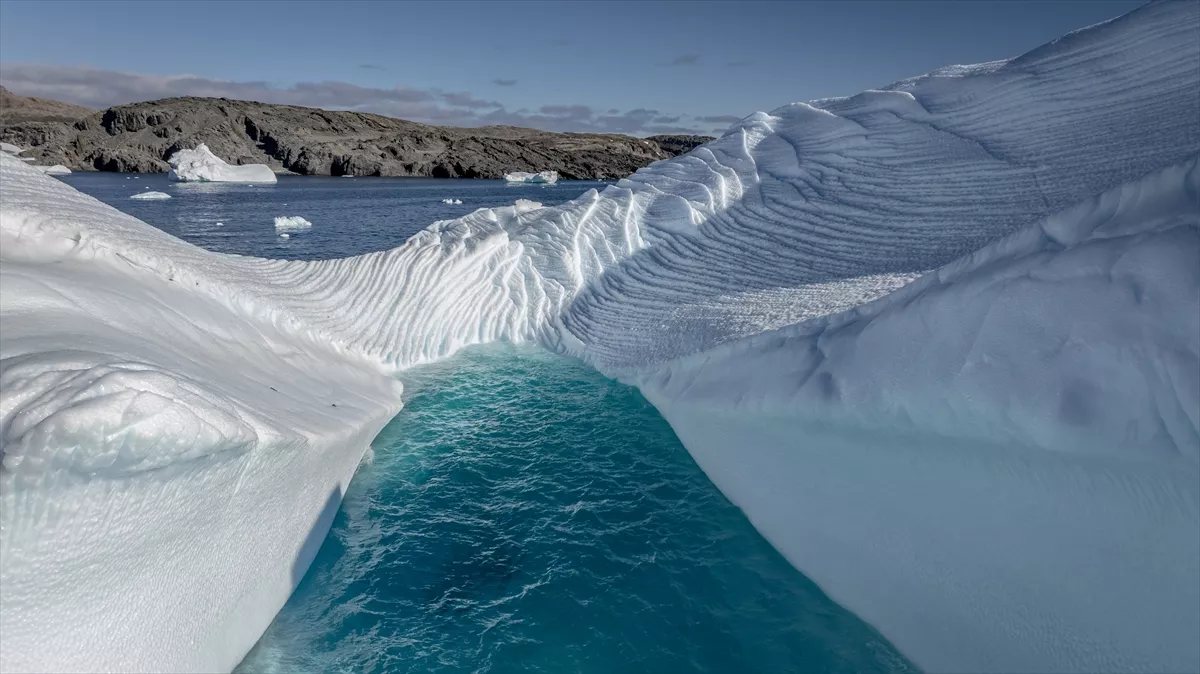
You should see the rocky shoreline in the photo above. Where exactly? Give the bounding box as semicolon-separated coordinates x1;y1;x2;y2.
0;88;713;179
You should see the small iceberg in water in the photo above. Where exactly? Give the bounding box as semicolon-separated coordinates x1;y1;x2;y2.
505;170;558;185
33;164;71;175
274;216;312;232
168;144;277;184
441;198;463;204
130;191;171;200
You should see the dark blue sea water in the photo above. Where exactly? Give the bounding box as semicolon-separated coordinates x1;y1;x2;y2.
65;174;913;674
57;173;608;260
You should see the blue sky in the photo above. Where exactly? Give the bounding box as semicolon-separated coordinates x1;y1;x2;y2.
0;0;1147;135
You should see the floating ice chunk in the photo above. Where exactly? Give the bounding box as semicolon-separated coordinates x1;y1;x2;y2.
167;144;277;184
441;198;463;204
32;164;71;175
273;216;312;232
278;233;290;239
513;199;543;212
215;222;224;227
130;191;171;200
18;157;34;162
504;170;558;185
0;142;23;155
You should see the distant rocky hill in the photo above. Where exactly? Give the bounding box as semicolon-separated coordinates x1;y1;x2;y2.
644;134;717;156
0;90;714;178
0;86;95;124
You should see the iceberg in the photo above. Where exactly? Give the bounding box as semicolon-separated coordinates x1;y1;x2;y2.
167;144;277;184
32;164;71;175
1;2;1197;673
129;191;171;200
0;142;23;155
504;170;558;184
441;198;463;204
273;216;312;232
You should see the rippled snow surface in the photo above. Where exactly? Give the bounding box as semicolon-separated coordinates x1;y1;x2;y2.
235;346;913;674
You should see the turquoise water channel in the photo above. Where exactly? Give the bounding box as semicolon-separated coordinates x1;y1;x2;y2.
236;346;912;674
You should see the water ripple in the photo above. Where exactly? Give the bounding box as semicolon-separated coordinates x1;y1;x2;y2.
237;346;914;674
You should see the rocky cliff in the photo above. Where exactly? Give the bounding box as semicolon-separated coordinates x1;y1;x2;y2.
0;90;714;178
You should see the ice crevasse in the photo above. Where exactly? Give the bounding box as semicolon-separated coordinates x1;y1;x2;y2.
1;2;1198;673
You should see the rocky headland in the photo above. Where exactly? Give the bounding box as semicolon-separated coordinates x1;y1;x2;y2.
0;87;714;179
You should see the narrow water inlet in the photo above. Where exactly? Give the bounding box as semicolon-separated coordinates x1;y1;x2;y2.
237;345;914;673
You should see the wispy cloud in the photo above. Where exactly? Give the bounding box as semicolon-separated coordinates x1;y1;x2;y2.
439;91;501;109
492;78;518;86
665;53;702;67
0;63;720;136
696;114;742;124
358;64;385;71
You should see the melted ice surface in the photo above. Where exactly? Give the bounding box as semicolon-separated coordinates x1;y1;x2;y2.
1;2;1198;672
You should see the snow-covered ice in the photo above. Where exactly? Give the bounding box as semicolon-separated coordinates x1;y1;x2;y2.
1;2;1197;673
504;170;558;184
273;216;312;232
129;191;172;200
167;144;277;184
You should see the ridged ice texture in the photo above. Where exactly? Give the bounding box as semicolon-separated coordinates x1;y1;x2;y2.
203;0;1198;376
642;156;1200;673
1;2;1198;672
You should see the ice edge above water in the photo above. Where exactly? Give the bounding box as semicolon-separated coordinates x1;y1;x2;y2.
2;2;1199;673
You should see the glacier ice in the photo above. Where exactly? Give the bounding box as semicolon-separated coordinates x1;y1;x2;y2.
130;191;171;200
505;170;559;184
1;2;1198;673
167;144;277;184
273;216;312;232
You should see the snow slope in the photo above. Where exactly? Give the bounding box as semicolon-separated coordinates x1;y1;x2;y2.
167;144;277;183
1;1;1198;672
